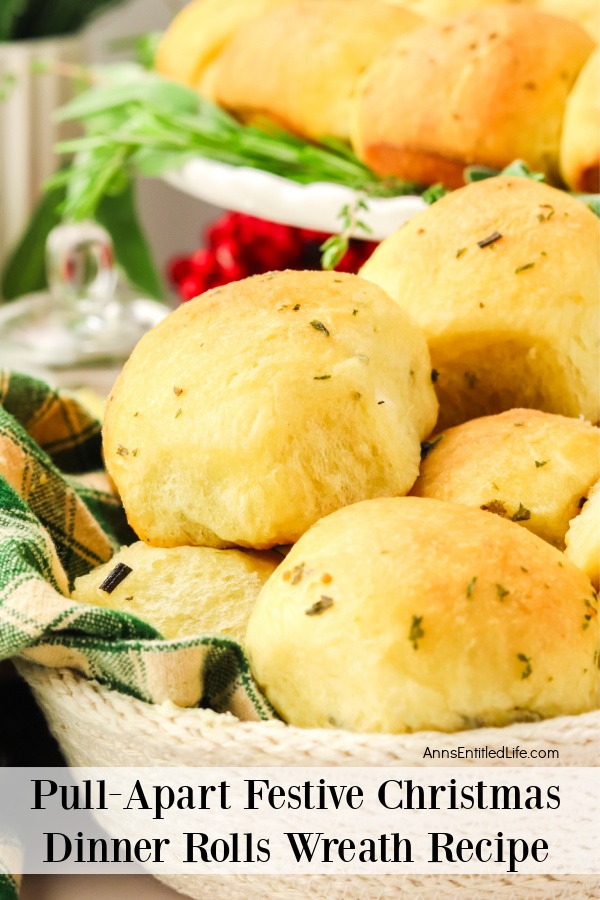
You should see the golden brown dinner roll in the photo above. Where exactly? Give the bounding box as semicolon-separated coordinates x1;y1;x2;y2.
561;50;599;193
565;482;600;590
103;270;438;550
353;5;594;186
72;542;280;642
214;0;422;141
246;496;599;733
360;176;600;429
412;409;600;549
155;0;290;93
535;0;598;42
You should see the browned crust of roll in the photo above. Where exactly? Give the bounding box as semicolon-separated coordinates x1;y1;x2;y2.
214;0;422;141
353;5;594;185
362;144;468;189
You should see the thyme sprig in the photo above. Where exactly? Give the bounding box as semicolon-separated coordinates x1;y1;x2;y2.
320;196;373;269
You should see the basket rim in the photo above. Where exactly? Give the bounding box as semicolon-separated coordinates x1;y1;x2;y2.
17;660;600;764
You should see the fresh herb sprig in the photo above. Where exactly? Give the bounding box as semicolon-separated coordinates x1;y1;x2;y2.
320;196;372;269
52;67;421;224
464;160;546;184
464;160;600;217
422;161;546;207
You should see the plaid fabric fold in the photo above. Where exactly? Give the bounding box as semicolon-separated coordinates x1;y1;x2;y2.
0;872;19;900
0;369;274;720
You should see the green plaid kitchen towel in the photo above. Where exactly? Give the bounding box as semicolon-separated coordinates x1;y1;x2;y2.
0;369;274;720
0;836;21;900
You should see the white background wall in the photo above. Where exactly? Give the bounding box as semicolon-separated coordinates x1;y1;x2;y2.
86;0;221;299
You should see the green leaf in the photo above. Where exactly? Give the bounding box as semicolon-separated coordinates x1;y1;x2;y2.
63;146;129;221
108;32;163;70
499;160;545;181
318;136;363;163
354;219;372;234
574;193;600;218
135;32;163;69
464;160;546;184
320;235;348;270
132;147;199;177
422;183;450;204
364;178;423;198
57;76;199;124
95;182;165;300
1;180;64;299
464;165;500;184
462;163;599;217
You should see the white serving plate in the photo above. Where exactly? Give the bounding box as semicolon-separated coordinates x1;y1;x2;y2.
164;157;427;239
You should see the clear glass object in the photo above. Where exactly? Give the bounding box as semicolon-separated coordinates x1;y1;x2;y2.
0;221;168;390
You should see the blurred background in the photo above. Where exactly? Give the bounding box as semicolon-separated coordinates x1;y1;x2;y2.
0;0;373;387
0;0;218;301
1;18;213;899
86;0;220;291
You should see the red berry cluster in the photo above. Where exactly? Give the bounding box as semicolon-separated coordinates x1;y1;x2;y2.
167;211;378;302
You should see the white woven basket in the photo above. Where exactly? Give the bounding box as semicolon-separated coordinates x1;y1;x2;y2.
16;661;600;899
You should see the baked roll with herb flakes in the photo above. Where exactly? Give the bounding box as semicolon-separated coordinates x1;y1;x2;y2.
103;270;437;549
72;542;281;643
246;496;599;733
213;0;422;141
560;50;600;193
565;482;600;591
360;176;600;430
353;5;593;186
412;409;600;549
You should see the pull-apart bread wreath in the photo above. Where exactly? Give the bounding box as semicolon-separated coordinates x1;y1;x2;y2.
245;497;599;733
353;5;594;186
103;270;438;550
212;0;422;141
156;1;597;183
360;176;600;430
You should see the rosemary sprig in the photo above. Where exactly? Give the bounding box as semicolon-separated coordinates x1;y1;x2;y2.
44;66;600;288
52;67;421;223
